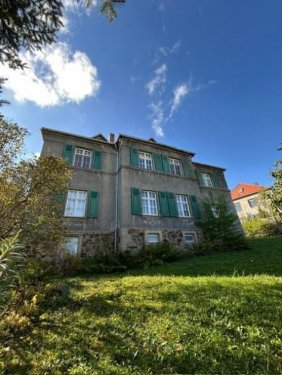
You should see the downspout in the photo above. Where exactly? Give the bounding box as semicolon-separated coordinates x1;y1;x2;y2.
114;141;119;252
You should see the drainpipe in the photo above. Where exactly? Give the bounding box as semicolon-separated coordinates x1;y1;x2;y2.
114;141;119;252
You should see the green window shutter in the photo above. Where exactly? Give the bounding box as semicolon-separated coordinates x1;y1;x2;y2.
154;153;163;171
88;191;99;218
158;191;170;216
130;147;139;167
162;155;169;173
131;187;141;215
92;150;102;170
189;195;202;219
195;169;204;186
56;193;66;215
167;192;178;217
182;158;194;177
211;172;221;188
63;144;74;166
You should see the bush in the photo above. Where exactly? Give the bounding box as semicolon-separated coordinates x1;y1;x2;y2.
242;217;281;238
78;242;179;274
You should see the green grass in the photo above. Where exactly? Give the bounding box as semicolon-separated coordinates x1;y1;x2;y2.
1;237;282;374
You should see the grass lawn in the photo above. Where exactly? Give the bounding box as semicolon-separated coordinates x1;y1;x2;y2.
1;237;282;374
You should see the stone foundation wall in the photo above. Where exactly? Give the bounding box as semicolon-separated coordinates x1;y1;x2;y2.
80;232;115;256
119;228;202;252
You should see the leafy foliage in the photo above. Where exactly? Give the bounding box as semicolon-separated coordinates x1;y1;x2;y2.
0;235;25;312
0;118;71;255
196;195;248;251
266;153;282;222
0;0;126;70
242;217;281;238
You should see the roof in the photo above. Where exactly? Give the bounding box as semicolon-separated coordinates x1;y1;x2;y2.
117;134;195;156
92;133;108;141
231;183;270;200
192;161;226;171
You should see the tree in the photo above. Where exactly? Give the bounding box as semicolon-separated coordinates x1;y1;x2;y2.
196;195;248;251
0;117;71;256
0;0;126;70
265;150;282;222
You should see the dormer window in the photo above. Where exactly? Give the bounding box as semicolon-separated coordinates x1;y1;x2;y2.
202;172;213;187
74;148;91;169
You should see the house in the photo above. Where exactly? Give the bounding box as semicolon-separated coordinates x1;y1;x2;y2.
231;183;270;221
41;127;240;255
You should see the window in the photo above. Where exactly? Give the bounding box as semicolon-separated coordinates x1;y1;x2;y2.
74;148;91;169
202;172;213;187
139;151;153;170
234;202;242;212
147;233;160;244
63;237;79;255
64;190;87;217
183;233;196;244
248;198;257;208
176;194;191;217
141;191;158;215
211;206;220;218
169;158;182;175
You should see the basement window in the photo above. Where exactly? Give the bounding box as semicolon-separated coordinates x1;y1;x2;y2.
183;232;196;245
63;237;79;255
147;233;160;244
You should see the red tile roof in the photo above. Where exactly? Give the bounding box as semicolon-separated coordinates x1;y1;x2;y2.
231;183;269;200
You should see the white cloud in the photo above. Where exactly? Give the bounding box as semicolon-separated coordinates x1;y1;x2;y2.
1;42;100;107
150;101;165;137
146;64;167;95
159;41;181;57
169;83;190;117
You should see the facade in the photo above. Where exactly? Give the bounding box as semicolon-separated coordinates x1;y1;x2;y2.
41;127;239;256
231;183;270;221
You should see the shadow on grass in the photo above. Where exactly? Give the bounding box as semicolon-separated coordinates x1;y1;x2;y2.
1;269;281;375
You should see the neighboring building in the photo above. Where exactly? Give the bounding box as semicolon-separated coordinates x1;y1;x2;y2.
41;127;240;256
231;183;270;221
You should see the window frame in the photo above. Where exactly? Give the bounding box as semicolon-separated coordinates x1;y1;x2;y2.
73;147;92;169
168;157;182;176
141;190;158;216
64;190;88;217
202;172;213;187
63;236;79;255
139;151;153;170
248;198;257;208
176;194;191;217
146;233;160;245
183;232;197;245
234;202;242;212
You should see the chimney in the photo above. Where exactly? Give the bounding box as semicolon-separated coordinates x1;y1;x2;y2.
108;133;115;143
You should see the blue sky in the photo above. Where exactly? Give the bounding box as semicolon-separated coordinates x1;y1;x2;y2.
1;0;281;189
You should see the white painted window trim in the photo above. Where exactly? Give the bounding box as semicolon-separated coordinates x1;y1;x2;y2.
145;230;163;244
64;190;88;217
183;232;197;245
73;147;92;169
139;151;153;170
63;236;80;255
202;172;213;187
169;157;182;175
176;194;191;217
141;190;158;216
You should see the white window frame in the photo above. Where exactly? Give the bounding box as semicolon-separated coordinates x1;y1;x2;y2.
63;236;79;255
141;190;158;216
147;233;160;244
176;194;191;217
183;232;196;245
169;158;182;176
211;206;220;218
139;151;153;170
202;172;213;187
73;148;92;169
64;190;88;217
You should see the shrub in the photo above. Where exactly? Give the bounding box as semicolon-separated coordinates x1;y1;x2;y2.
242;217;281;238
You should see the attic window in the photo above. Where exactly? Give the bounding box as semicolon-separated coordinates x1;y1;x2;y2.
238;187;244;194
